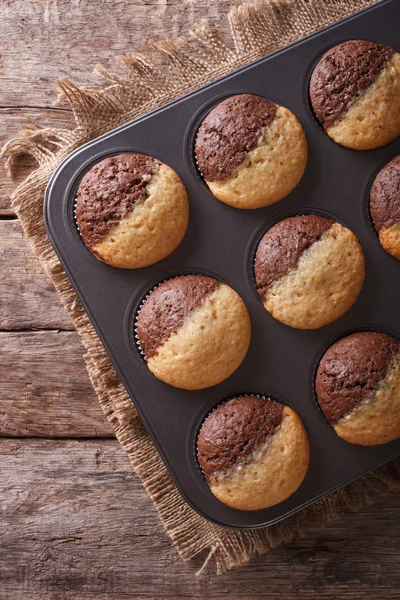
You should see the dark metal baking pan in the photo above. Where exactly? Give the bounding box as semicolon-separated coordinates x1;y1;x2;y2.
44;0;400;528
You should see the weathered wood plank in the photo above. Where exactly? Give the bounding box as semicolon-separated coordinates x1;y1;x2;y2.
0;0;236;106
0;437;399;599
0;220;73;330
0;107;75;215
0;331;112;438
1;2;399;596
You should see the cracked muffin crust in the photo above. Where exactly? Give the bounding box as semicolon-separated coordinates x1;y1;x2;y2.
310;40;400;150
315;331;400;445
76;153;189;268
194;94;307;209
254;215;365;329
370;154;400;260
197;396;310;510
136;275;251;390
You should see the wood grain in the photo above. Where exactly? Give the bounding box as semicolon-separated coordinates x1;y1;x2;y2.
1;0;399;596
0;330;112;437
1;0;237;107
0;220;73;330
1;437;399;600
0;221;110;437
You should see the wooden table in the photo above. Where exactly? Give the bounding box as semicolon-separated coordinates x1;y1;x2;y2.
1;2;399;598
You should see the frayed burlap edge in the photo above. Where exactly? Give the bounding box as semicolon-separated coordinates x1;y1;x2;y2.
2;0;400;574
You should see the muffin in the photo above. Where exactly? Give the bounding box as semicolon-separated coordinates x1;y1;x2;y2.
194;94;307;209
315;332;400;446
310;40;400;150
370;154;400;260
136;275;251;390
254;215;365;329
75;153;189;268
197;396;310;511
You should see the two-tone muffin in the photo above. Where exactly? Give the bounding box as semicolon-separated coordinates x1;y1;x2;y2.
310;40;400;150
136;275;251;390
370;154;400;260
76;153;189;268
315;332;400;446
197;396;310;510
194;94;307;209
254;215;365;329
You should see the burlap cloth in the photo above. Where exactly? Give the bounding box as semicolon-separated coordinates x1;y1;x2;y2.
3;0;400;574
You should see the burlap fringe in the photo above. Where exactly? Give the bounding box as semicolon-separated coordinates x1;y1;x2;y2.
2;0;399;574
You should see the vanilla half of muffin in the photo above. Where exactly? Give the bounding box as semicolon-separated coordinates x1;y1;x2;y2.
136;275;251;390
197;396;310;511
370;154;400;260
316;332;400;446
76;153;189;269
195;94;307;209
310;40;400;150
254;215;365;329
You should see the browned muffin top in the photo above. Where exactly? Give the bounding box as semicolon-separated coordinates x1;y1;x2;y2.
254;215;334;299
195;94;277;181
370;155;400;232
197;396;284;483
137;275;219;359
315;332;400;425
310;40;393;129
76;153;156;249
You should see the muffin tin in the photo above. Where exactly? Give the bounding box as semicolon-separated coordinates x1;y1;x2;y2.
45;0;400;529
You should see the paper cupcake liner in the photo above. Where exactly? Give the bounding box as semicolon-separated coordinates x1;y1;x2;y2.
73;196;81;235
193;127;207;182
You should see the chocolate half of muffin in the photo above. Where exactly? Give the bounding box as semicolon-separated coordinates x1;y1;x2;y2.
315;332;400;446
197;396;310;511
254;215;365;329
75;153;189;269
195;94;277;182
370;155;400;260
76;153;156;248
194;93;307;209
136;275;251;390
310;40;400;150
